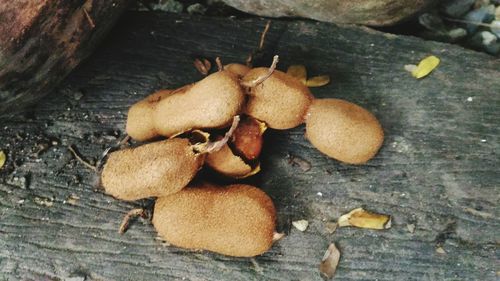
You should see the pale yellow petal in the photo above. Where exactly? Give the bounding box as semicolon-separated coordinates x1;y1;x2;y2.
306;75;330;87
338;207;391;230
0;151;5;169
411;55;440;79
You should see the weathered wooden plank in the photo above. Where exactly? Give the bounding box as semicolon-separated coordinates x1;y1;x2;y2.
0;12;498;281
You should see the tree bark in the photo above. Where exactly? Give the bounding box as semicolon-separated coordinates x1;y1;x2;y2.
0;0;129;117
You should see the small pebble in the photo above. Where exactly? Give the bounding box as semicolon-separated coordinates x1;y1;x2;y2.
464;5;495;33
490;20;500;37
187;3;207;15
441;0;475;18
481;31;497;45
448;28;468;40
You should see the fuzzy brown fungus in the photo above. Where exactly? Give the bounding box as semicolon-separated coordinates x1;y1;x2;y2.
101;138;204;201
125;89;174;141
243;68;314;129
305;98;384;164
153;183;277;257
154;71;245;137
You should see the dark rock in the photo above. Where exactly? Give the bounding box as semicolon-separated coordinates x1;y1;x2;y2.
0;0;129;117
221;0;438;26
440;0;475;18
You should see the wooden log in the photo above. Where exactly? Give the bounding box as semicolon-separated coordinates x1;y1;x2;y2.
0;12;498;281
0;0;129;117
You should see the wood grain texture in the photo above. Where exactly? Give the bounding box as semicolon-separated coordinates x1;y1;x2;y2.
0;12;498;281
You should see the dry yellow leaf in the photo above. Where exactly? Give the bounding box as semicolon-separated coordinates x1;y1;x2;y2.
0;150;5;169
286;65;307;84
319;243;340;280
338;207;391;230
306;75;330;87
411;55;440;79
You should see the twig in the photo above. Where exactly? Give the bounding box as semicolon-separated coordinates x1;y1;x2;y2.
83;8;96;29
203;115;240;153
68;145;97;172
119;208;147;234
215;57;224;72
258;20;271;50
246;20;272;67
241;55;279;88
117;135;131;147
443;17;493;28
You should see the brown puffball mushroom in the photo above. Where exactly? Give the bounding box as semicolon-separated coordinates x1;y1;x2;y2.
225;63;251;77
103;116;241;200
242;68;314;129
101;138;204;201
125;89;174;141
154;71;245;137
305;98;384;164
153;183;277;257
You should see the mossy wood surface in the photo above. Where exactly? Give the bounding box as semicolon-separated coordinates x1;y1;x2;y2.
0;12;498;281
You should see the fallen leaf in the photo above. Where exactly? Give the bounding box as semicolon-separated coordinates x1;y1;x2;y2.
325;222;338;234
34;197;53;207
66;194;80;205
338;208;391;230
292;219;309;231
286;65;307;84
319;243;340;280
435;247;446;254
0;150;5;169
406;223;416;233
306;75;330;87
411;55;440;79
194;58;211;75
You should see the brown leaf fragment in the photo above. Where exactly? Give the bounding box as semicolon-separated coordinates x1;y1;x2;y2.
325;222;338;234
338;208;391;230
194;58;210;75
319;243;340;280
306;75;330;87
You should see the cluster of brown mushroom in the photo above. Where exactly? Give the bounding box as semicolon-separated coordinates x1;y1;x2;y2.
100;56;384;257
